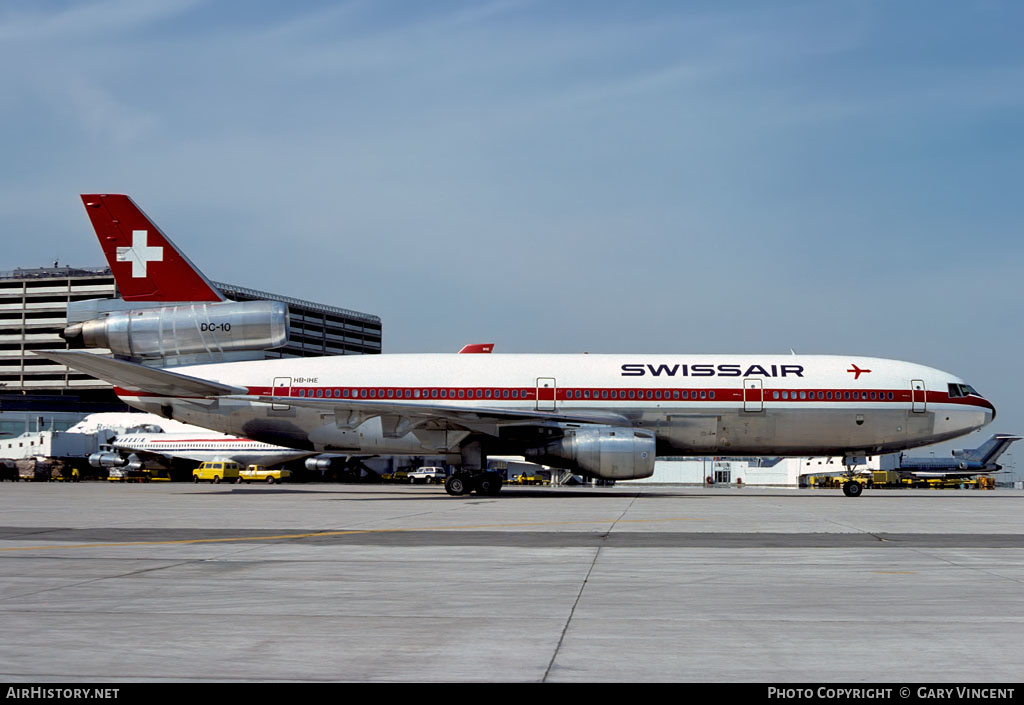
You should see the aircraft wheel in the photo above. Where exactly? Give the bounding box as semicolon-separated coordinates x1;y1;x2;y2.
476;472;503;496
445;475;468;496
842;481;862;498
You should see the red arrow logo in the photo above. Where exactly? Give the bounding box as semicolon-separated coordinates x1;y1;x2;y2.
847;364;871;380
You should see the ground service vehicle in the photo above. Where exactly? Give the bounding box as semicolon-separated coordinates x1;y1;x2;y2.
193;461;242;483
408;466;447;483
239;465;291;483
517;470;546;485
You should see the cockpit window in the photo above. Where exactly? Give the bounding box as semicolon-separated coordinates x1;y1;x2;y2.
948;383;981;398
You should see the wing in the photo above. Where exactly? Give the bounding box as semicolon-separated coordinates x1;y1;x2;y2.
34;350;626;437
899;470;996;479
225;393;630;437
107;444;177;465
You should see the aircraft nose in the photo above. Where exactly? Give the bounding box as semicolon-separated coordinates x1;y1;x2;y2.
981;398;996;424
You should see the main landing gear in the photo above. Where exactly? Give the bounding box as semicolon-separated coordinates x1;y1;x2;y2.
445;441;502;497
444;471;503;497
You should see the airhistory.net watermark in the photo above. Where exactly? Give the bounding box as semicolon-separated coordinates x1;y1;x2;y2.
6;689;118;700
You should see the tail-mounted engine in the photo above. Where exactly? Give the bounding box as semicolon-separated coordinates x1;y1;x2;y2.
63;300;288;362
525;426;656;480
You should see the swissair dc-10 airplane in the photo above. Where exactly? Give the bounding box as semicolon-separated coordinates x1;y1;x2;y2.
37;195;996;498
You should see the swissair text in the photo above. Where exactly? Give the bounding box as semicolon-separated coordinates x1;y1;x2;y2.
621;363;805;378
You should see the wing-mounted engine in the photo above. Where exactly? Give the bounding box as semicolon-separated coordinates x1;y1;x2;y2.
305;455;381;482
63;300;288;365
88;451;157;471
524;425;656;480
89;451;129;468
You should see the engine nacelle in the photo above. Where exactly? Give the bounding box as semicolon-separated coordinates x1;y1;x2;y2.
525;426;656;480
90;452;127;468
91;452;155;471
63;300;288;360
305;456;337;472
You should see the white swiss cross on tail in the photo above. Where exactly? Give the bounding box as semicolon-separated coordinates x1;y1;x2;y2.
81;194;224;301
116;230;164;278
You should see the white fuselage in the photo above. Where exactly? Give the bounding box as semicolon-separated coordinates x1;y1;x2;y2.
116;354;994;472
111;432;312;467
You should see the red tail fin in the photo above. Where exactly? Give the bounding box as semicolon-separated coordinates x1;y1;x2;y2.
80;194;224;302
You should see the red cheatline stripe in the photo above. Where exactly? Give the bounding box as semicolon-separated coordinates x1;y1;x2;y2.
251;384;928;404
110;384;992;411
137;439;259;443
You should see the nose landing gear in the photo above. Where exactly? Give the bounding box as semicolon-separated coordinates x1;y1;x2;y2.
842;480;863;497
841;454;866;498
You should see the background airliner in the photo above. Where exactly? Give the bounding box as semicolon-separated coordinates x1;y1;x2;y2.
76;412;312;474
36;194;996;497
895;433;1020;479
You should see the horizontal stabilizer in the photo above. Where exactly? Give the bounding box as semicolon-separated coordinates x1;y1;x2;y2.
32;350;246;398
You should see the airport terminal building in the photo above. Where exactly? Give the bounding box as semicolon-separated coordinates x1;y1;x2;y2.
0;264;381;438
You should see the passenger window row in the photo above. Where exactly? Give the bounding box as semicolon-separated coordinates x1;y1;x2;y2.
563;389;714;400
770;391;895;401
296;388;531;400
287;387;898;402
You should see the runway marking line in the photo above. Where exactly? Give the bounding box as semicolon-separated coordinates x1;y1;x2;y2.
872;570;917;574
0;517;706;552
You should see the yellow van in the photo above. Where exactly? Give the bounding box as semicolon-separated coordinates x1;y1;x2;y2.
192;461;243;484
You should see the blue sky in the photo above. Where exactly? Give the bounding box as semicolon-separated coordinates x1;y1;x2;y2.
2;1;1022;458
